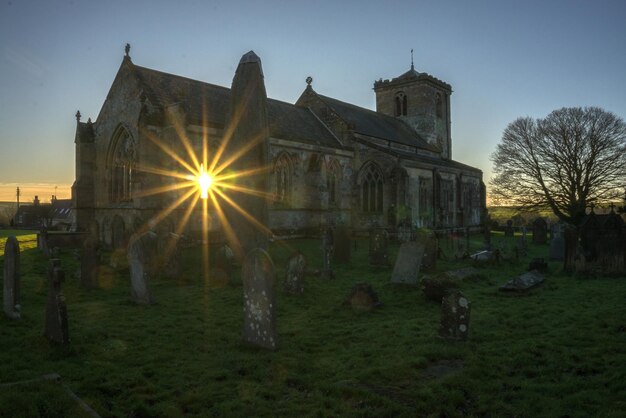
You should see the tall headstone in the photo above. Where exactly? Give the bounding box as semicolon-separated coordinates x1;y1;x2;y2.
333;225;351;263
532;217;548;244
369;228;389;266
3;236;21;319
127;232;156;304
242;248;277;350
321;227;334;279
549;223;565;261
44;259;69;345
80;221;99;288
391;241;425;285
504;220;514;238
225;51;270;260
284;252;306;294
439;291;471;341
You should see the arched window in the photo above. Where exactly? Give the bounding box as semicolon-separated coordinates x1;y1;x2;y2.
326;159;340;206
360;163;384;213
274;153;291;204
436;93;443;119
109;128;136;202
390;167;408;208
395;92;407;116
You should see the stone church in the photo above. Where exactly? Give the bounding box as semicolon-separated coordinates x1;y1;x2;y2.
72;47;484;247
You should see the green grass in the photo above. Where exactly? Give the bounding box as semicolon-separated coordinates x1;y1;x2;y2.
0;233;625;417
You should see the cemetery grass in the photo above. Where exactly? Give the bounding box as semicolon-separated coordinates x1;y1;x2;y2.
1;233;625;417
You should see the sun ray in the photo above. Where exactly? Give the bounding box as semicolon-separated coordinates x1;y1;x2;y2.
214;182;275;199
142;128;198;175
207;96;248;174
213;165;271;183
212;130;268;176
132;180;196;199
167;115;201;173
212;187;273;237
134;186;198;236
209;189;242;259
160;192;201;268
201;196;210;284
134;164;196;181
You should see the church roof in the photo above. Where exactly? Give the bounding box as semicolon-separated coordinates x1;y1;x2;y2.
131;64;343;149
315;94;439;152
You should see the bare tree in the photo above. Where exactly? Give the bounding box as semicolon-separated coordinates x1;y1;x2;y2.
490;107;626;226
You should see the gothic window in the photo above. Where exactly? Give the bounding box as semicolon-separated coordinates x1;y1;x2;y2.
419;178;431;215
436;93;443;119
360;163;384;213
440;179;454;225
326;159;340;206
110;128;136;202
390;168;407;208
274;153;291;204
395;92;407;116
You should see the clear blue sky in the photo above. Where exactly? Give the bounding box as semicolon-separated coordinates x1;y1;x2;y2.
1;0;625;202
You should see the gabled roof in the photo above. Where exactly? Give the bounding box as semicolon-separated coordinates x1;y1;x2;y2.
130;64;343;148
315;94;439;152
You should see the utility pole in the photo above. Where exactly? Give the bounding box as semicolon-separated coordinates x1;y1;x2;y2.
16;186;20;210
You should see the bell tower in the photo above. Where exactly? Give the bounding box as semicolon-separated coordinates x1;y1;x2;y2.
374;57;452;159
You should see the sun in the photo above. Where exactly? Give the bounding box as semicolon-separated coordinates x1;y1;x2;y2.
196;164;213;199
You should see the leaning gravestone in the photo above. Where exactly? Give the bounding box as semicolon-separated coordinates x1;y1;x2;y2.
439;291;471;341
127;232;156;304
532;217;548;244
333;225;351;263
44;259;69;345
369;228;389;266
3;236;21;319
391;241;425;285
320;227;334;279
242;248;277;350
499;270;544;291
284;252;306;294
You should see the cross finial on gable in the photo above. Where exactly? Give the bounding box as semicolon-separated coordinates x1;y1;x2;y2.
411;49;414;71
75;110;81;123
125;43;131;57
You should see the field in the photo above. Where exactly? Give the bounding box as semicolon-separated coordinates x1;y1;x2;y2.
0;230;625;417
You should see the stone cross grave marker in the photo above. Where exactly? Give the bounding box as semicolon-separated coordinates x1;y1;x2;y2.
127;232;156;304
532;217;548;244
369;228;389;266
333;225;351;263
321;227;334;279
439;291;471;341
284;252;306;294
391;241;425;285
242;248;277;350
3;236;21;320
44;259;69;345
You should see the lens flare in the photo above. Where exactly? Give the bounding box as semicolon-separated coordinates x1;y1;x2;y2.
197;164;213;199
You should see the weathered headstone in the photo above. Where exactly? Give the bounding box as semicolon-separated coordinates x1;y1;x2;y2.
563;225;578;273
391;241;425;285
549;223;565;261
127;232;156;304
320;227;334;279
333;225;351;263
532;217;548;244
504;220;514;238
499;270;544;291
344;283;381;311
369;228;389;266
3;236;21;319
44;259;69;345
242;248;277;350
213;243;235;280
439;291;471;341
284;252;306;294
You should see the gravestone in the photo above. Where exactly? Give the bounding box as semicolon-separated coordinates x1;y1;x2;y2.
162;232;182;279
369;228;389;266
516;228;528;257
549;223;565;261
470;250;493;262
391;241;425;285
532;217;548;244
3;236;21;319
499;270;544;291
44;259;69;345
504;220;514;238
80;222;99;288
563;225;579;273
528;258;548;272
320;227;334;279
333;225;351;263
344;283;381;311
422;233;438;271
213;243;235;280
439;291;471;341
127;232;156;304
284;252;306;294
242;248;277;350
397;224;412;243
444;267;481;281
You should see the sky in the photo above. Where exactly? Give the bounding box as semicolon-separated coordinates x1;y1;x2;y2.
1;0;625;203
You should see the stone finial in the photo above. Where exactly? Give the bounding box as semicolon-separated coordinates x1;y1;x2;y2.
75;110;81;123
411;48;414;71
306;76;313;86
125;43;131;57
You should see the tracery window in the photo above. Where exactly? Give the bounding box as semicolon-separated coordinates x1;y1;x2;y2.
395;92;407;116
274;153;291;204
360;163;384;213
110;129;136;202
390;167;407;208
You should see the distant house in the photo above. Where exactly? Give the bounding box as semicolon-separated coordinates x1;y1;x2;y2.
15;196;72;230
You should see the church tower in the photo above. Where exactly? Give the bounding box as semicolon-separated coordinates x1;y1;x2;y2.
373;60;452;159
